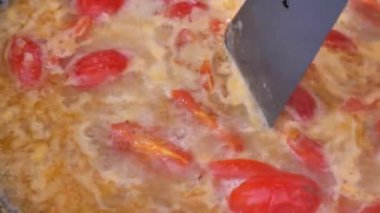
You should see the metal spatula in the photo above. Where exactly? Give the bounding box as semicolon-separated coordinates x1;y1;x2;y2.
0;0;9;10
226;0;348;126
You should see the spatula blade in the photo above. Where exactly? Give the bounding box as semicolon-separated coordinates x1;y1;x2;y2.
226;0;347;126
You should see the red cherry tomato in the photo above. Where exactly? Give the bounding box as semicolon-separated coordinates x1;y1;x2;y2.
287;131;329;172
69;15;93;40
229;173;322;213
324;30;357;53
342;97;366;112
209;18;225;35
209;159;278;180
166;1;209;19
175;28;195;49
172;90;218;129
342;97;380;112
76;0;125;17
111;121;192;166
172;90;244;151
286;86;317;122
351;0;380;27
8;36;43;87
68;49;128;88
360;201;380;213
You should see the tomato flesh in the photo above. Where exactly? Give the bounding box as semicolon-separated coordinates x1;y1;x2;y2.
69;15;93;40
111;121;192;166
342;97;366;112
175;28;195;49
361;202;380;213
324;30;357;53
172;90;218;128
9;36;43;87
209;18;224;34
76;0;125;17
287;131;329;172
286;86;317;122
209;159;278;180
229;173;322;213
172;90;243;151
166;1;209;19
68;49;128;88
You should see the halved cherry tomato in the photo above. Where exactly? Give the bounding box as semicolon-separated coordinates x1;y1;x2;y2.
360;201;380;213
229;173;322;213
111;121;192;166
69;15;93;40
175;28;195;49
68;49;128;88
8;36;42;87
199;59;214;92
351;0;380;27
324;30;357;53
209;18;225;35
165;1;209;19
76;0;125;17
172;90;244;151
172;90;218;128
286;86;317;122
209;159;278;180
342;97;380;112
287;130;329;172
342;97;366;112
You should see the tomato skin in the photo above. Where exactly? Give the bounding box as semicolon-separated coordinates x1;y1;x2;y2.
68;49;128;88
8;36;43;87
229;173;321;213
76;0;125;17
175;28;195;49
342;97;366;112
209;18;225;35
69;15;93;40
172;90;244;151
324;30;357;53
287;131;328;172
209;159;278;180
360;202;380;213
111;121;192;166
166;1;209;19
172;90;218;129
286;86;317;122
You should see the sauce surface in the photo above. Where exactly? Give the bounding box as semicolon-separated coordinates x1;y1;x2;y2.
0;0;380;212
